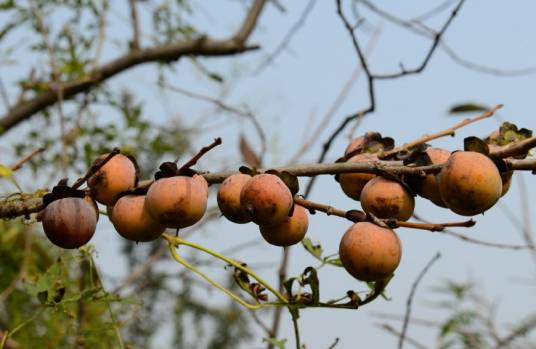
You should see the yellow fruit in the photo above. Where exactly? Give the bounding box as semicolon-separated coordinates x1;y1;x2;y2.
339;222;401;282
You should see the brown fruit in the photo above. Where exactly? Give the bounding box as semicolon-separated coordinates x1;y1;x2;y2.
145;176;208;228
360;176;414;221
240;174;293;226
217;173;252;224
438;151;502;216
259;204;308;246
111;195;165;242
42;197;97;249
339;153;377;201
84;194;100;220
88;153;137;206
339;222;402;282
487;143;513;197
419;148;451;207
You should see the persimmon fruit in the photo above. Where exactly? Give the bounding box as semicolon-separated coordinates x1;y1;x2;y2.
88;153;137;205
360;176;414;221
240;174;293;226
217;173;252;224
438;151;502;216
339;153;377;201
259;204;308;246
111;195;165;242
418;147;451;207
145;175;208;229
42;197;97;249
339;222;401;282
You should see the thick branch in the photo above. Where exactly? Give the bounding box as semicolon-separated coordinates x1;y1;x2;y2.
2;157;536;219
0;0;267;134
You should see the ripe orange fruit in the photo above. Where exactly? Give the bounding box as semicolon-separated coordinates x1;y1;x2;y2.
88;153;137;205
240;174;293;226
145;175;208;229
438;151;502;216
217;173;252;224
418;148;451;207
339;222;401;282
339;153;377;201
111;195;165;242
259;204;308;246
360;176;414;221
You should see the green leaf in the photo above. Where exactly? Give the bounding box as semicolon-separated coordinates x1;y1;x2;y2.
301;238;323;260
0;164;13;178
449;103;488;114
262;338;287;349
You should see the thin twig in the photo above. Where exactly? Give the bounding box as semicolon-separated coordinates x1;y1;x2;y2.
128;0;140;50
378;323;428;349
161;82;267;157
255;0;317;73
399;252;441;349
71;148;120;189
177;137;222;169
267;247;291;349
380;104;503;159
9;147;45;172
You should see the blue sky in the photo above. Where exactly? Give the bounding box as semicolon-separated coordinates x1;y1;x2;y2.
2;1;536;348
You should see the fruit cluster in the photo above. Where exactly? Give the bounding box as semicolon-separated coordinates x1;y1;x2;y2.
38;123;531;285
335;126;526;282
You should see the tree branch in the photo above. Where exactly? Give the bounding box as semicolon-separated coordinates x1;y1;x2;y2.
0;0;267;134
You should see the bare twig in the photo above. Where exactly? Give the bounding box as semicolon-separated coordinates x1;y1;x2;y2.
0;75;10;111
516;174;536;265
267;247;291;349
378;323;428;349
286;26;382;164
255;0;317;73
0;0;267;134
490;136;536;159
399;252;441;349
72;148;120;189
160;82;267;158
93;0;109;68
9;147;45;172
412;213;535;250
380;104;503;159
177;137;222;170
128;0;140;50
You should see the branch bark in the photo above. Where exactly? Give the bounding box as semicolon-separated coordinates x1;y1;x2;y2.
0;0;267;134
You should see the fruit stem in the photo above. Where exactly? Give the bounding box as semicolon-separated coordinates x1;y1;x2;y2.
72;148;120;189
176;137;222;169
163;233;288;304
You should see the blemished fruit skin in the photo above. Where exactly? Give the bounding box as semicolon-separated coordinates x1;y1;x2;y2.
240;174;293;226
111;195;165;242
259;204;308;246
419;148;451;207
339;153;377;201
88;154;137;206
217;173;252;224
360;176;415;221
438;151;502;216
42;197;97;249
145;176;208;229
339;222;402;282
